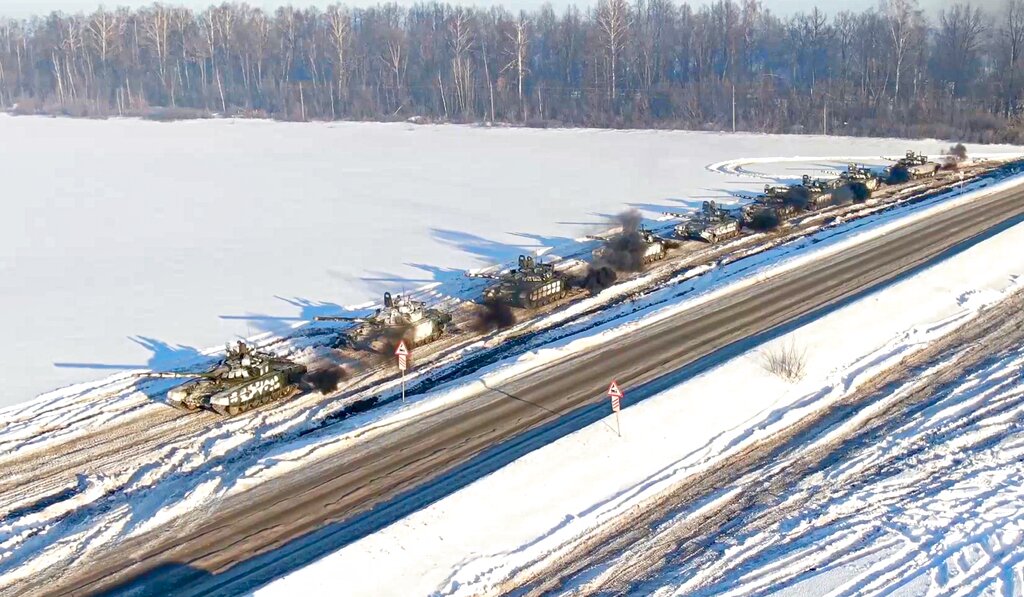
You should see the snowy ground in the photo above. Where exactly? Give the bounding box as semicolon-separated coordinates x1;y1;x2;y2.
259;192;1024;595
1;146;1022;591
4;114;1021;405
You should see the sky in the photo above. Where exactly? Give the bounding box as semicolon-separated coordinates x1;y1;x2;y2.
0;0;964;19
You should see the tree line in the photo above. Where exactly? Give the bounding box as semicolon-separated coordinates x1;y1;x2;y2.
1;0;1022;142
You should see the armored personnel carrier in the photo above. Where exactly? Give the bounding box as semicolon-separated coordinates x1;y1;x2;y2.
591;225;668;266
478;255;569;309
136;341;307;416
672;201;741;243
315;292;452;348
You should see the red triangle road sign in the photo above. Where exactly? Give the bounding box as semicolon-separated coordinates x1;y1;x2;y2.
607;380;623;399
395;340;410;357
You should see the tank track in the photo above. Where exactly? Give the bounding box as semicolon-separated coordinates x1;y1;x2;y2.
212;385;300;416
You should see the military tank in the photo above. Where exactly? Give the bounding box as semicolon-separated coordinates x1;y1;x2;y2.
798;174;844;210
741;184;800;227
887;150;940;181
840;163;881;191
477;255;569;309
591;224;668;265
671;201;741;243
315;292;452;348
135;341;307;416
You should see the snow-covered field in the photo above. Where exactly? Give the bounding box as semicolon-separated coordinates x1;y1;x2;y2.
260;191;1024;594
5;114;1021;405
0;143;1018;591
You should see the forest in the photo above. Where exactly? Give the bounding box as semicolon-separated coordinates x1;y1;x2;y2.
0;0;1022;142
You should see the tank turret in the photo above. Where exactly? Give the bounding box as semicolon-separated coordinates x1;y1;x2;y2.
840;163;880;190
134;341;307;415
886;151;940;182
481;255;569;309
316;292;452;349
672;201;741;244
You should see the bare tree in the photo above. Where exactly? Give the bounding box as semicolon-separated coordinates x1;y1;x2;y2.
448;9;475;115
326;5;350;102
1001;0;1024;116
596;0;630;102
883;0;923;107
935;3;988;97
502;13;529;120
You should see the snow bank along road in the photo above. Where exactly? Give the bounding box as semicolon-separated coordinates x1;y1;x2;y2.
31;171;1024;596
543;289;1024;596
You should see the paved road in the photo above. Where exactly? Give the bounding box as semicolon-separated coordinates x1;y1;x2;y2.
37;179;1024;597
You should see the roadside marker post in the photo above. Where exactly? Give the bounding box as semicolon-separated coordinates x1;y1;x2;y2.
607;380;623;437
395;340;409;403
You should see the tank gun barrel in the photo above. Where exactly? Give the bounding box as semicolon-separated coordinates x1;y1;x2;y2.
466;272;502;280
133;371;214;379
313;315;366;322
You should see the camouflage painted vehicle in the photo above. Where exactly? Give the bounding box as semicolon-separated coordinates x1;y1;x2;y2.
741;185;801;226
840;163;881;191
672;201;741;243
799;174;844;210
888;150;940;180
478;255;569;309
136;341;307;416
315;292;452;348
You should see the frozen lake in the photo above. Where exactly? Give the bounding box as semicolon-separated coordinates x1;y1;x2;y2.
3;115;1020;405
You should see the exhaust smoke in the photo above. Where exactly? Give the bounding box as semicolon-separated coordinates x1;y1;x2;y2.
302;360;348;394
597;210;650;273
471;299;516;332
573;265;618;294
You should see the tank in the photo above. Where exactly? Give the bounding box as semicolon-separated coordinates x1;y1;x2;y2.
741;186;802;229
135;341;307;416
888;150;940;180
479;255;569;309
840;163;880;191
315;292;452;348
673;201;741;243
591;225;667;265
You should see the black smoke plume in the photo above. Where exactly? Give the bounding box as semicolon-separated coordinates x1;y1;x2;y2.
471;299;516;332
947;143;968;161
302;362;348;394
746;209;780;232
573;265;618;294
597;210;650;272
941;143;968;170
831;182;870;206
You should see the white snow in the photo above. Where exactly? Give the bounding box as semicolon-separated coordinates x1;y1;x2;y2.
258;193;1024;595
5;114;1021;405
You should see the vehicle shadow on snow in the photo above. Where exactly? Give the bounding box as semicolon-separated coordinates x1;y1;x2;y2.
431;228;534;264
219;296;352;335
53;336;204;372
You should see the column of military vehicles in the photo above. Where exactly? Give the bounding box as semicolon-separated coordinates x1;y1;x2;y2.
142;151;959;416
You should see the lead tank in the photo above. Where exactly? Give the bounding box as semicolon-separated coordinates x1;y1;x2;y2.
135;341;307;416
479;255;568;309
315;292;452;348
890;150;940;180
672;201;741;243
